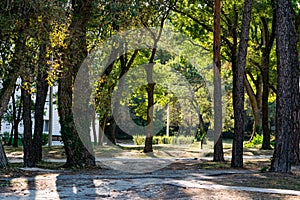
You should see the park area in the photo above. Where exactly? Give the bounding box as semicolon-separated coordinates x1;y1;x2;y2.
1;141;300;199
0;0;300;199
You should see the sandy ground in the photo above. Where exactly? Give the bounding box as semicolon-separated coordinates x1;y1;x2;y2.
0;159;300;200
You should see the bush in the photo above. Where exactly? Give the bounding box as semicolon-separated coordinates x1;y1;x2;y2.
133;135;145;145
244;134;263;148
1;132;23;146
132;135;194;145
1;132;10;144
173;135;194;145
42;133;48;146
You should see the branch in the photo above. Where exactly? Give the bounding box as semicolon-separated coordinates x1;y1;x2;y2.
171;7;213;32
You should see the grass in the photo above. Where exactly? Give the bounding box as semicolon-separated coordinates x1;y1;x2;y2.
212;172;300;191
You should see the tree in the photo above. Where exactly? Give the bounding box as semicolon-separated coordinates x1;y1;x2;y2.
290;0;300;165
31;3;53;162
213;0;224;162
141;2;171;153
270;0;295;173
231;0;253;168
58;0;96;168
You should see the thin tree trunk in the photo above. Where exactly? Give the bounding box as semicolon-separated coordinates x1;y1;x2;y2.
144;61;155;153
13;89;22;147
98;116;106;146
232;0;253;168
22;80;35;167
0;142;8;168
270;0;294;173
92;112;97;144
261;55;271;149
33;41;49;163
8;87;17;146
260;14;275;150
213;0;224;162
244;74;262;140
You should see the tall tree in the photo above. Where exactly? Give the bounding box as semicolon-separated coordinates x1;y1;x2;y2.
21;75;35;167
260;12;275;149
213;0;224;162
290;10;300;165
270;0;295;173
231;0;253;168
58;0;95;168
32;40;50;163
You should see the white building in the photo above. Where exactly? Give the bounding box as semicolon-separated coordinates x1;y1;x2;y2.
1;86;61;138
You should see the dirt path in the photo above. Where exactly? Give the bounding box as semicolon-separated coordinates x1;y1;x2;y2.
0;160;300;200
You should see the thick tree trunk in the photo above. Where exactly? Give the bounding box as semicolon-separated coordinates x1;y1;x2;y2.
231;0;253;168
58;0;95;168
290;8;300;165
213;0;224;162
270;0;294;173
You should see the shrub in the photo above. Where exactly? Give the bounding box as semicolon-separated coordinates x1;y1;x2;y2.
174;135;194;145
244;134;263;148
133;135;145;145
42;133;48;146
132;135;194;145
1;132;10;144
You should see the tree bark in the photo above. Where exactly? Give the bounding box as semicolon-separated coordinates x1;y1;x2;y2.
58;0;95;168
33;41;49;163
13;86;22;147
143;14;168;153
290;7;300;165
260;14;276;150
0;142;8;168
22;79;35;167
213;0;224;162
231;0;253;168
144;56;156;153
270;0;294;173
244;74;262;139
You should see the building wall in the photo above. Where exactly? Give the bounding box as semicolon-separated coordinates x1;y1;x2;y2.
0;86;61;136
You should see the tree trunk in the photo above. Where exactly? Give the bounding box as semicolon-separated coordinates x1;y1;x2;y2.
260;15;275;150
8;87;17;146
213;0;224;162
33;41;49;163
92;112;97;144
290;7;300;165
144;62;155;153
58;0;95;168
244;74;262;139
231;0;253;168
22;81;35;167
13;90;22;148
98;116;106;146
0;142;8;168
270;0;294;173
261;53;271;149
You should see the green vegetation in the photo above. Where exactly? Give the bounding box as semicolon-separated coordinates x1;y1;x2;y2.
133;135;195;145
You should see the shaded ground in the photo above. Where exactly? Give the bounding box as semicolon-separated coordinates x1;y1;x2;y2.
1;143;300;199
0;164;299;199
